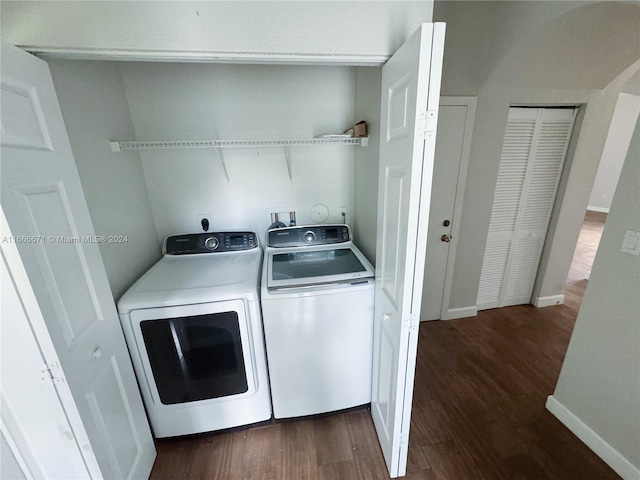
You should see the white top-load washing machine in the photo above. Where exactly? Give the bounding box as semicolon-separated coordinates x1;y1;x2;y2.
117;231;271;438
261;225;375;419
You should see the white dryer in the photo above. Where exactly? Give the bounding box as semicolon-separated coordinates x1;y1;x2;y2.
261;225;375;419
117;231;271;438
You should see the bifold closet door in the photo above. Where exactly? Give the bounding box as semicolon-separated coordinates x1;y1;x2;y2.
477;107;577;310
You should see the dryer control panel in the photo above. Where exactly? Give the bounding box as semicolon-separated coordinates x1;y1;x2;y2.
267;225;351;248
164;231;258;255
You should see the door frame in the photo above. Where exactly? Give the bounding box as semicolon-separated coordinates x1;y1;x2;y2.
438;96;476;320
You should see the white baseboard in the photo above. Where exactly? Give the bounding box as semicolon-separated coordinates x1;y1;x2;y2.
444;306;478;320
532;294;565;307
587;206;610;213
546;396;640;480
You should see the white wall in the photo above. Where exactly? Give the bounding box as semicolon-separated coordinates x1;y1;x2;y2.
0;0;432;283
435;0;590;95
118;62;360;241
47;60;160;300
549;117;640;479
588;92;640;213
7;0;433;294
534;61;640;301
434;1;640;311
9;0;638;315
1;1;432;63
353;66;382;262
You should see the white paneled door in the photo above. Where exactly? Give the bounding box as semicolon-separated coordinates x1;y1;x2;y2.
477;107;577;310
421;98;476;321
1;40;156;479
372;23;445;477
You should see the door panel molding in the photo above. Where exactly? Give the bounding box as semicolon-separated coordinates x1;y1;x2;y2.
380;167;407;307
85;356;144;480
16;183;104;346
0;78;53;150
387;73;412;141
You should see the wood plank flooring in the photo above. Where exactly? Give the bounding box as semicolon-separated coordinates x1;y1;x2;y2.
149;214;617;479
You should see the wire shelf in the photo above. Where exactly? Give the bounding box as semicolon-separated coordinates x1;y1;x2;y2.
109;137;368;152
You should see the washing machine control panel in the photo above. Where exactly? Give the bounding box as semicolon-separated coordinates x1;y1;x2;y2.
164;231;258;255
267;225;351;247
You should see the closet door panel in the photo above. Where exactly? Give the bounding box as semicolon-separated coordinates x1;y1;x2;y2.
503;233;546;306
519;112;575;232
477;109;536;309
476;236;511;310
489;114;536;232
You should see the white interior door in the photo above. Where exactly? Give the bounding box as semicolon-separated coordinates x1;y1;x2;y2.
0;40;156;479
421;97;476;321
372;23;445;478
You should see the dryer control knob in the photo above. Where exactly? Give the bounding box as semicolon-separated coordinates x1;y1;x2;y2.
205;236;219;250
303;231;316;243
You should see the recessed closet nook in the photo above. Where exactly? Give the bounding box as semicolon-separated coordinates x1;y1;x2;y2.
46;59;385;299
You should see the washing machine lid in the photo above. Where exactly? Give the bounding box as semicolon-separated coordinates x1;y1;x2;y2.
265;243;374;290
118;248;262;313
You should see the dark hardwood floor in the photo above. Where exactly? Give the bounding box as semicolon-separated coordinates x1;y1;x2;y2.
149;213;616;479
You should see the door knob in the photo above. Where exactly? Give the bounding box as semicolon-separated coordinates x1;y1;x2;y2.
383;313;391;322
441;234;451;242
92;347;102;359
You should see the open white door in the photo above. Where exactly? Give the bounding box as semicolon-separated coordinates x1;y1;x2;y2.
372;23;445;477
1;40;156;479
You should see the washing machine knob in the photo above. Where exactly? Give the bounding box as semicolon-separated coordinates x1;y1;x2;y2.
303;231;316;243
204;236;219;250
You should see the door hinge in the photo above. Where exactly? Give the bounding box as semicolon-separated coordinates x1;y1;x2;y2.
41;361;65;385
403;313;419;331
398;432;410;446
417;110;438;139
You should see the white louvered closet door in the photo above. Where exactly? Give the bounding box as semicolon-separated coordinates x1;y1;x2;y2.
477;107;577;310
